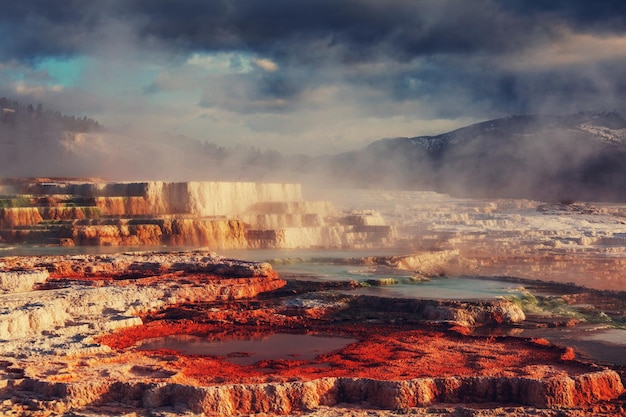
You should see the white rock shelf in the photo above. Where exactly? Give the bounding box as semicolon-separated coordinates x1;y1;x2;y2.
0;251;282;358
0;270;49;293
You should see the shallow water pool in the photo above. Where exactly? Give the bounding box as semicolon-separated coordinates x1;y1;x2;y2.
136;333;357;366
258;251;528;301
517;326;626;366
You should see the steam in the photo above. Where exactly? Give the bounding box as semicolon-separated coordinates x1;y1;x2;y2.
1;1;626;195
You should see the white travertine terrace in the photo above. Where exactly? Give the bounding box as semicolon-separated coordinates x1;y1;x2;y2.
0;269;49;293
1;180;397;249
0;251;280;356
27;181;303;216
143;181;304;216
1;186;626;415
328;189;626;291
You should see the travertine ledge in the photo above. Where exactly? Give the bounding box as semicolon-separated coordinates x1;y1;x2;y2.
4;371;623;416
0;179;397;248
0;251;283;355
0;250;624;416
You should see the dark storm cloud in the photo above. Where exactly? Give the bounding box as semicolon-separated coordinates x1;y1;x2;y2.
0;1;103;61
3;0;626;127
0;0;585;62
133;0;626;118
115;0;548;63
386;56;626;117
500;0;626;31
2;1;624;70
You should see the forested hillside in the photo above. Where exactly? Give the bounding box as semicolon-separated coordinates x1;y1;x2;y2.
1;97;101;133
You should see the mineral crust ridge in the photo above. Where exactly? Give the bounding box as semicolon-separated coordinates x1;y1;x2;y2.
0;251;624;416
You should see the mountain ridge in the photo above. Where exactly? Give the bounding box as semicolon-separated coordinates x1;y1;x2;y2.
1;98;625;201
326;111;626;201
373;111;626;153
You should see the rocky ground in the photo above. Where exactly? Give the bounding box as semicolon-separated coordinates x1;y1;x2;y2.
324;189;626;291
1;190;626;416
0;251;625;416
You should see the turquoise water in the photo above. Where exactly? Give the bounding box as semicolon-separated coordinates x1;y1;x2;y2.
0;245;528;300
275;261;527;300
351;276;527;300
4;245;625;365
223;249;529;301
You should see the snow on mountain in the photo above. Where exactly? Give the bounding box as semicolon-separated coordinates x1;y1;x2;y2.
326;112;626;201
403;112;626;152
577;123;626;146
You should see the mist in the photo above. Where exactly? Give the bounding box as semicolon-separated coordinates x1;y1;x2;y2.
1;1;626;199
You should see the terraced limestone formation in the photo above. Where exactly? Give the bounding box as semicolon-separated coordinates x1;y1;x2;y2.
0;252;624;416
0;178;396;249
2;183;626;416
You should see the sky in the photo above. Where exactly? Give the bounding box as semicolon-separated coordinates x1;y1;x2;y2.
2;0;626;155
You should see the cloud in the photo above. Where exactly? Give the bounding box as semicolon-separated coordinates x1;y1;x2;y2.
253;58;279;72
499;0;626;31
2;0;626;157
502;31;626;70
0;1;571;64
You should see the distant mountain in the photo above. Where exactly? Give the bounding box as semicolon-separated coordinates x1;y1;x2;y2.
323;112;626;202
2;97;625;202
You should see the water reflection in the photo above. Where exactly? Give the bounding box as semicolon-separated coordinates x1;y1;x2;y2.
0;244;169;257
4;245;625;367
514;326;626;366
250;250;528;301
253;251;626;367
136;333;357;366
